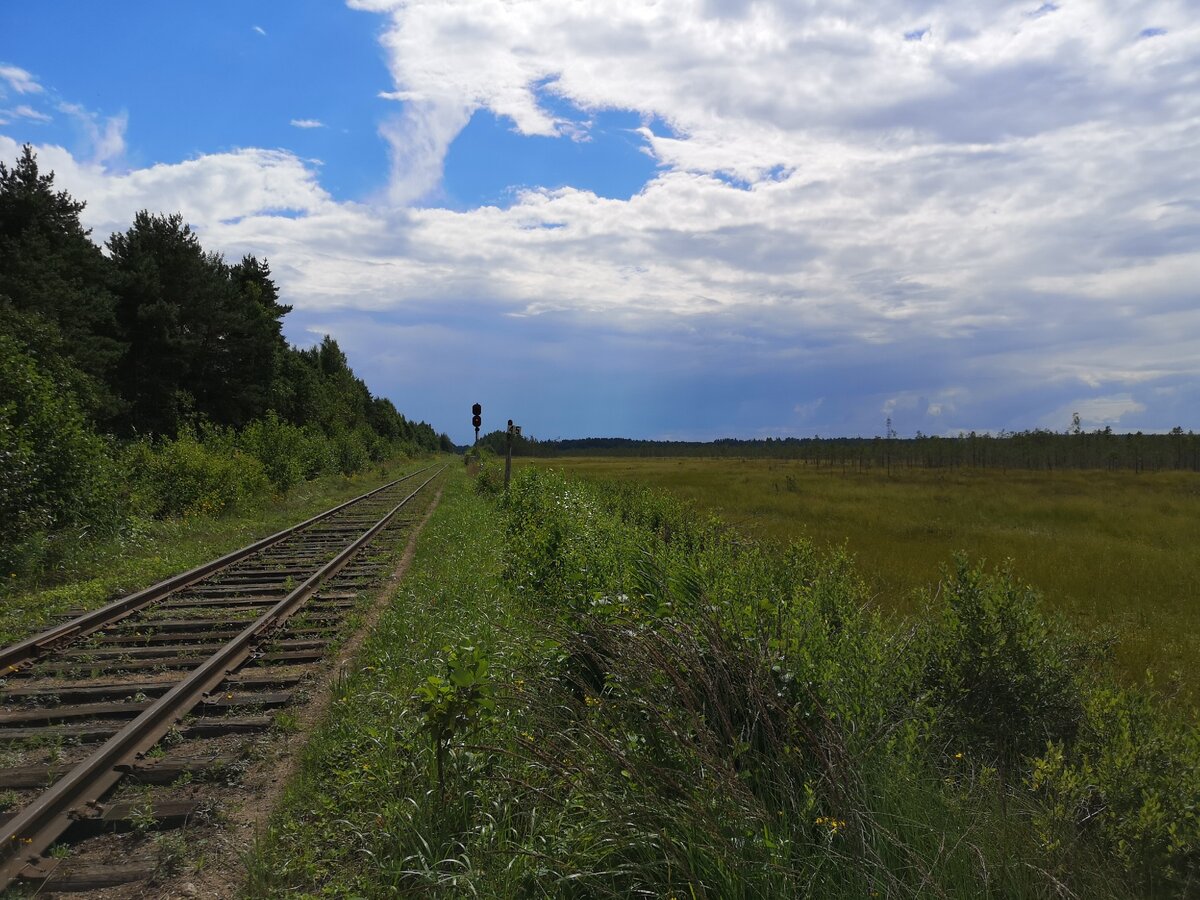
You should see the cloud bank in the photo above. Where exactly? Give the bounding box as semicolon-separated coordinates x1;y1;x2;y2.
2;2;1199;439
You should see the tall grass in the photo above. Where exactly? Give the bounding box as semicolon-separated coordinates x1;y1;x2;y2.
520;457;1200;700
249;466;1198;898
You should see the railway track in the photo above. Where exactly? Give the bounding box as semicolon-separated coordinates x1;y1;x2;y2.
0;463;445;894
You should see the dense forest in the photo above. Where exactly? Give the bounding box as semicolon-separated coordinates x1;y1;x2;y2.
0;145;450;574
479;427;1200;472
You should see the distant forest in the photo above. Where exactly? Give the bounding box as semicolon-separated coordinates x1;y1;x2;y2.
478;427;1200;472
1;145;447;447
1;146;449;574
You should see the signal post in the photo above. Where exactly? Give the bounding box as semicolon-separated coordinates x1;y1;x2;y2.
505;419;521;491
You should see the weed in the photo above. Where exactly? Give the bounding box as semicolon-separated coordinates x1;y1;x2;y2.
152;831;188;877
129;790;158;834
44;734;64;763
209;758;247;788
415;644;494;793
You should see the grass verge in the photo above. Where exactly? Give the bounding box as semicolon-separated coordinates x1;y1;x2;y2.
245;464;524;895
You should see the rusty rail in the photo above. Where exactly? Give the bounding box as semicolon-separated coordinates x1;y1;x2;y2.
0;463;436;675
0;464;445;890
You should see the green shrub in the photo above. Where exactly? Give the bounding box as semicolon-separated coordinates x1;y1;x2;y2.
473;460;503;495
1030;681;1200;891
126;428;269;519
0;335;121;574
331;428;369;476
296;426;336;479
357;424;387;463
920;557;1091;773
240;411;306;492
416;644;495;793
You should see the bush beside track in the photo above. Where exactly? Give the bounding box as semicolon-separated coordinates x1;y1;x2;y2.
0;147;452;582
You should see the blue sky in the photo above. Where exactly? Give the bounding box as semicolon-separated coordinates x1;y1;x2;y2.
1;1;392;199
2;1;1198;444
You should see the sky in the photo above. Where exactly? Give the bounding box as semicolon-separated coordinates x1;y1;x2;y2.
1;0;1198;444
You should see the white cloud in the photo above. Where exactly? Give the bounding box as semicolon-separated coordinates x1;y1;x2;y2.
793;398;824;419
378;97;472;205
1043;394;1148;430
290;118;325;129
882;389;966;426
335;0;1200;361
0;137;336;242
253;25;267;36
56;102;127;167
3;1;1199;435
0;64;42;96
0;68;124;166
6;105;50;123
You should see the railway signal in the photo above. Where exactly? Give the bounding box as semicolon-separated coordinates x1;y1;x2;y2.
471;402;482;444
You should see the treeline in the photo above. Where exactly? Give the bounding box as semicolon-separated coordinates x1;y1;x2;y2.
0;145;450;574
484;430;1200;472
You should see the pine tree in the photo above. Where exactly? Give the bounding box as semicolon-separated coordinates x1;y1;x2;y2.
0;145;124;419
107;213;290;433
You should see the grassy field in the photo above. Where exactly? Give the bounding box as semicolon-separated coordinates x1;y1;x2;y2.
249;464;1196;897
519;457;1200;699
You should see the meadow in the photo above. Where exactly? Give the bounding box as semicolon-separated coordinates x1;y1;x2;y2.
250;464;1198;897
520;457;1200;699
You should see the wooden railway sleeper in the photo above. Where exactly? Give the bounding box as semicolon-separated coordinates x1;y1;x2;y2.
0;464;437;677
0;465;445;890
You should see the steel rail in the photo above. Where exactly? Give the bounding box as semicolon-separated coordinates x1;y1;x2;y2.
0;464;445;889
0;463;438;674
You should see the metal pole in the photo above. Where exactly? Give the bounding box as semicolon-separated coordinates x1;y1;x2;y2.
504;419;513;490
